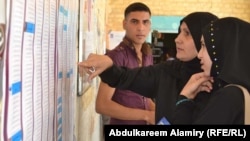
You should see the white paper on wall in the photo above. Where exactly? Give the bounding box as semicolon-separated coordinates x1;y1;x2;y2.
108;31;125;50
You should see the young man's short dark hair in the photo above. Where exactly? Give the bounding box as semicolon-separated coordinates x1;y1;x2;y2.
124;2;151;18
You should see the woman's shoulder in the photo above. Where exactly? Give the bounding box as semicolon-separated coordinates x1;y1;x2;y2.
163;60;183;73
158;60;182;69
213;85;244;103
150;60;182;78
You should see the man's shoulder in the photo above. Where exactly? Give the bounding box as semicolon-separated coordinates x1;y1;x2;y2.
108;44;128;53
107;44;134;57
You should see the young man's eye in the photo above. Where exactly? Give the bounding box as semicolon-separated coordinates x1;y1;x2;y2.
143;20;150;25
131;20;138;24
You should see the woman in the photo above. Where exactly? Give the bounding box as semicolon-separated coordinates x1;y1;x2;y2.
174;17;250;124
78;12;218;124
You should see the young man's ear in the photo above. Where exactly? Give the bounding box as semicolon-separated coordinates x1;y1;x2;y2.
122;19;126;30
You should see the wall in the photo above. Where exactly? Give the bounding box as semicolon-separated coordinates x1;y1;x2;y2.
105;0;250;48
1;0;79;140
1;0;107;140
76;0;107;141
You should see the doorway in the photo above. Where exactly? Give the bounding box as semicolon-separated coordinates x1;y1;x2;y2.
150;15;182;64
151;32;178;64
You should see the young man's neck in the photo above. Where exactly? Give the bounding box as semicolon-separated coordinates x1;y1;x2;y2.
133;43;143;52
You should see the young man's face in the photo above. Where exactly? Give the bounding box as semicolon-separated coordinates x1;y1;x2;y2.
123;11;151;46
175;22;198;62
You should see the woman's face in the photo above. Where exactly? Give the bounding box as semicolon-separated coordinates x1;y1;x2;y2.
198;35;212;76
175;22;198;62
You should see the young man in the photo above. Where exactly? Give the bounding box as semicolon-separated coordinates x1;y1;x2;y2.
96;2;155;125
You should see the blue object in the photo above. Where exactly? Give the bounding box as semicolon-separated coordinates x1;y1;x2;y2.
157;117;171;125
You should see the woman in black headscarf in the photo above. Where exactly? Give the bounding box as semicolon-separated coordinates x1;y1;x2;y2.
78;12;218;124
174;17;250;124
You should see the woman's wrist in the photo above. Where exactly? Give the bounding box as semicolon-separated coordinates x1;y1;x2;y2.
180;91;194;99
176;95;193;106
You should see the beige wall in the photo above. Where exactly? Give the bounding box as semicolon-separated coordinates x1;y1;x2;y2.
107;0;250;31
105;0;250;48
77;86;102;141
76;0;107;141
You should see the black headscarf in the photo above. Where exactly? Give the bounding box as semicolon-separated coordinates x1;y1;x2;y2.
181;12;219;52
179;12;218;78
203;17;250;91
